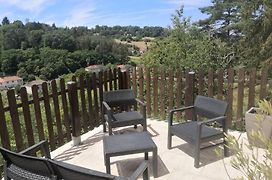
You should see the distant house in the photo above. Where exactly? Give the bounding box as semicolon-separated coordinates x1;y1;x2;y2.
117;64;133;72
85;65;105;75
25;80;46;94
0;76;23;90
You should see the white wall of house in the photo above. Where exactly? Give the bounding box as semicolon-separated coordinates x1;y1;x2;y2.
0;79;23;90
25;84;43;94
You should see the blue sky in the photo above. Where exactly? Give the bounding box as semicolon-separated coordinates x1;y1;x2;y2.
0;0;211;27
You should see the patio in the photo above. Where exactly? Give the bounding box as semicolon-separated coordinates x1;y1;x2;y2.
0;67;270;179
51;119;243;180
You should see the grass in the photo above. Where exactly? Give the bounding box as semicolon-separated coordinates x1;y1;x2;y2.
129;56;142;65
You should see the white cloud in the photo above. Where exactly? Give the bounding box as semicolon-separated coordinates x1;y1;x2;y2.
0;0;55;14
63;8;174;27
62;1;96;27
165;0;210;8
182;0;210;7
0;11;13;19
165;0;182;5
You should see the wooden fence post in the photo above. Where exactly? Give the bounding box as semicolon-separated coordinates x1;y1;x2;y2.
237;68;245;129
260;67;268;100
208;69;213;97
248;68;256;109
185;71;195;120
118;68;123;89
227;68;234;128
67;81;81;146
197;69;204;96
7;89;24;151
153;67;159;117
160;67;166;120
145;67;151;117
217;69;224;100
0;93;10;149
175;69;182;119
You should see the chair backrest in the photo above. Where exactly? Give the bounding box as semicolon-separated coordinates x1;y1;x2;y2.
0;147;54;178
48;159;116;180
103;89;136;106
194;95;228;119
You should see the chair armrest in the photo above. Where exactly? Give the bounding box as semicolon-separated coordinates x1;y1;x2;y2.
128;161;149;180
102;101;111;111
49;159;115;179
20;140;51;158
135;98;146;107
168;106;194;126
197;116;226;126
169;106;194;114
135;98;146;120
102;101;117;122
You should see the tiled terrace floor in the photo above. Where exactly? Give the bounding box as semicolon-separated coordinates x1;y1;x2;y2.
51;119;244;180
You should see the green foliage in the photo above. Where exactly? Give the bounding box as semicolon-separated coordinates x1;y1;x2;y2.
92;25;166;38
227;100;272;180
199;0;242;42
42;31;76;52
0;19;135;80
237;0;272;67
200;0;272;68
2;17;10;25
142;7;232;70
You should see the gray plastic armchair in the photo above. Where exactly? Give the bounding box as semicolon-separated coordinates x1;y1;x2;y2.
0;140;56;180
167;95;229;168
102;89;147;135
0;140;150;180
49;159;149;180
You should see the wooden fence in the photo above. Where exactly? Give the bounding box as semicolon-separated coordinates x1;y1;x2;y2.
0;68;129;153
130;66;271;129
0;66;271;155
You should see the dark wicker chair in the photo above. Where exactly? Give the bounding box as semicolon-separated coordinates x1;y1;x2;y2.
102;89;147;135
167;95;229;168
0;140;149;180
49;159;149;180
0;140;56;180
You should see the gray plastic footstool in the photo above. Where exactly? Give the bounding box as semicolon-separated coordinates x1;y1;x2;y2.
103;132;158;178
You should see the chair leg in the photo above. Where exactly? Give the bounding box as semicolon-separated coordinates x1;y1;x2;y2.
103;123;106;133
108;125;113;135
144;152;148;160
167;133;172;149
143;122;147;131
3;162;10;180
194;141;200;168
224;138;229;157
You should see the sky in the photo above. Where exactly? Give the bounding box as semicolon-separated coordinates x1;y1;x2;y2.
0;0;212;28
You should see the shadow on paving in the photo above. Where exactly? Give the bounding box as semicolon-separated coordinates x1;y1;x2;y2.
113;124;160;137
53;131;105;161
171;140;235;167
115;155;169;178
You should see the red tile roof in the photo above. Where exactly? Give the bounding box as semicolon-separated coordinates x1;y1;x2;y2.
0;76;22;83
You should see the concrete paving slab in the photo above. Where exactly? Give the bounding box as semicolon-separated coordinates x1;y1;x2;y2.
51;119;244;179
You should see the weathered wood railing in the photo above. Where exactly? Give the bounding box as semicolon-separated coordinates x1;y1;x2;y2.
0;68;129;153
130;66;271;129
0;66;271;155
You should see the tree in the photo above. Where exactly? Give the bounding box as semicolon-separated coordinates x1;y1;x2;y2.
237;0;272;67
199;0;242;42
142;7;231;70
28;30;44;48
1;49;25;74
2;17;10;25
